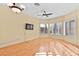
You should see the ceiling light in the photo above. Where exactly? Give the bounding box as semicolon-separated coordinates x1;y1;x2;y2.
8;3;25;13
11;7;21;13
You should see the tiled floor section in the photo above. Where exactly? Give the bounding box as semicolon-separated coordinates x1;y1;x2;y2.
0;37;79;56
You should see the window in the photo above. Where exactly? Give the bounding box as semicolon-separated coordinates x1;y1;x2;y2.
57;23;63;35
53;23;58;35
40;24;48;34
65;22;69;35
69;20;76;35
50;23;58;35
50;23;62;35
50;24;54;34
64;20;76;36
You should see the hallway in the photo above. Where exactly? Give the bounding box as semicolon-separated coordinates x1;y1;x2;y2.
0;37;79;56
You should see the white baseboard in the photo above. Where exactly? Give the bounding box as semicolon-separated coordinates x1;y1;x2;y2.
0;39;24;48
0;37;39;48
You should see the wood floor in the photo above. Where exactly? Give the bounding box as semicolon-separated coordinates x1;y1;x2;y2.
0;37;79;56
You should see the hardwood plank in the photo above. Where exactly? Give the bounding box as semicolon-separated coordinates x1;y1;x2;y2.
0;37;79;56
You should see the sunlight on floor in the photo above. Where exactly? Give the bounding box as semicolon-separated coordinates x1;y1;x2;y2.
35;52;61;56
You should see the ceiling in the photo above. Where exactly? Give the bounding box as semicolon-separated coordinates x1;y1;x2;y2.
1;3;79;19
22;3;79;19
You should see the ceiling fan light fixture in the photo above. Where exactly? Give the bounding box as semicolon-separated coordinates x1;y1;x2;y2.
8;3;25;13
11;7;21;13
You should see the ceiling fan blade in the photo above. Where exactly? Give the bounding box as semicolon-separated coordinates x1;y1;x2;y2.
37;14;44;17
46;15;48;17
47;13;53;15
49;13;53;15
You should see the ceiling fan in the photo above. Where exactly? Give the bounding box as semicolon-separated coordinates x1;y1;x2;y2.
38;10;53;17
8;3;25;13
